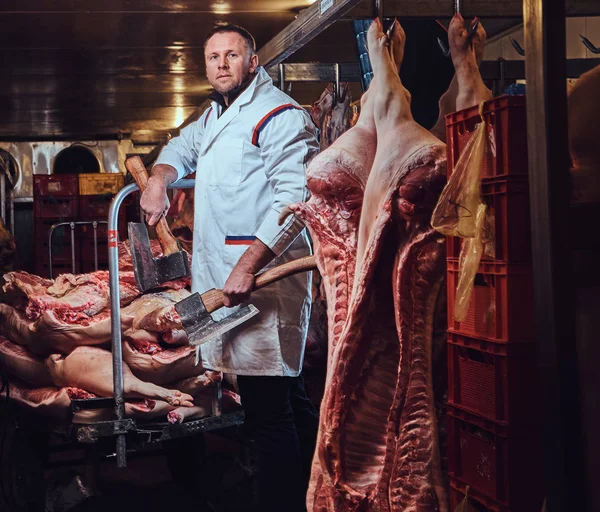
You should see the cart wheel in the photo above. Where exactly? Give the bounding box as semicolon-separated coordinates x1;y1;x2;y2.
0;420;46;511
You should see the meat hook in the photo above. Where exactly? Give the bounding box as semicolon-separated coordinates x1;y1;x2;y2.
579;34;600;54
437;37;451;57
508;36;525;56
436;18;479;58
385;18;397;42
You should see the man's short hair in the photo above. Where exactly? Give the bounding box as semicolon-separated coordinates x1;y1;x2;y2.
204;23;256;54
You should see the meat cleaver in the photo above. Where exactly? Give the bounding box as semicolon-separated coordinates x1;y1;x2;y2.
175;255;317;347
125;156;190;292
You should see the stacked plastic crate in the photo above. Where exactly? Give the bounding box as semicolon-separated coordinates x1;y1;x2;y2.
33;174;81;277
444;96;544;511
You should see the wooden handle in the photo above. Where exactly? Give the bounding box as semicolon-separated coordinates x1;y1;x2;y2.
125;156;180;256
200;255;318;314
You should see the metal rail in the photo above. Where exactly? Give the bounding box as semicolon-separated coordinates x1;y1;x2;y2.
108;179;194;467
48;220;107;278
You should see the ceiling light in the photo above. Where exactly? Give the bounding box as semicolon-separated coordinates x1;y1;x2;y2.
212;1;231;14
173;106;187;127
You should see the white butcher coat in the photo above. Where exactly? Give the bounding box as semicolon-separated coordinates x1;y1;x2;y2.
155;67;319;376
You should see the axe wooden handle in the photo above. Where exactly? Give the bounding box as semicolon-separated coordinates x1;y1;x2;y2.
200;255;318;314
125;156;181;256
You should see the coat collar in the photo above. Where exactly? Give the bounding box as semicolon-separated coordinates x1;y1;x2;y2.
202;67;273;150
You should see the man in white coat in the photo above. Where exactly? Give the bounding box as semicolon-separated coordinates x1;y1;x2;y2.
140;24;319;512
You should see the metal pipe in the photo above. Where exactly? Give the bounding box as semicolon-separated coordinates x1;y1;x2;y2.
108;178;195;468
70;222;76;274
333;63;341;104
93;221;99;271
0;172;5;224
212;382;222;417
9;189;14;236
279;63;285;91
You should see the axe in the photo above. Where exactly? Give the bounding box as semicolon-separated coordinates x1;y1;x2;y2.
125;156;190;292
175;255;317;347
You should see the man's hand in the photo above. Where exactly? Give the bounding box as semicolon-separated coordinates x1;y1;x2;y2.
140;164;178;226
222;267;256;307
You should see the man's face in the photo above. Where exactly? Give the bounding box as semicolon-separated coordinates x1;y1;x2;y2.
205;32;258;97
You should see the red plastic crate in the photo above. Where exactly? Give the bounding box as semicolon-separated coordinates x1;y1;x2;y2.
447;333;540;425
445;95;528;180
446;260;535;343
79;195;113;218
446;178;531;263
33;196;79;219
447;407;544;510
33;174;79;197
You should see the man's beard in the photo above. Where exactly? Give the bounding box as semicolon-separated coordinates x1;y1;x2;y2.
212;69;255;98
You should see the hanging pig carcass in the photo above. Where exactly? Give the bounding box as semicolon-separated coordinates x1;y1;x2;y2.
288;20;449;511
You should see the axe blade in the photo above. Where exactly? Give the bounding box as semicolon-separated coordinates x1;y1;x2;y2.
128;222;191;292
175;293;260;347
128;222;159;292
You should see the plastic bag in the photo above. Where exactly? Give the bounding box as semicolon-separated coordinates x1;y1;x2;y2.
431;103;487;237
454;202;486;321
453;486;476;512
431;102;489;321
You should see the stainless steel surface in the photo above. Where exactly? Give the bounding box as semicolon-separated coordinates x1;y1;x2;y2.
9;189;14;234
0;173;5;224
174;292;260;347
109;182;136;468
93;221;99;271
128;221;190;292
333;63;341;103
70;222;76;274
267;62;362;83
108;178;194;467
279;63;286;92
256;0;363;69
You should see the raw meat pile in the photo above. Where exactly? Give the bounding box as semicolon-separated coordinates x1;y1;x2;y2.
0;240;240;425
285;17;491;511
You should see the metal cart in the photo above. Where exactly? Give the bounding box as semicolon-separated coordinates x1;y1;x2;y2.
63;178;244;468
0;178;249;511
